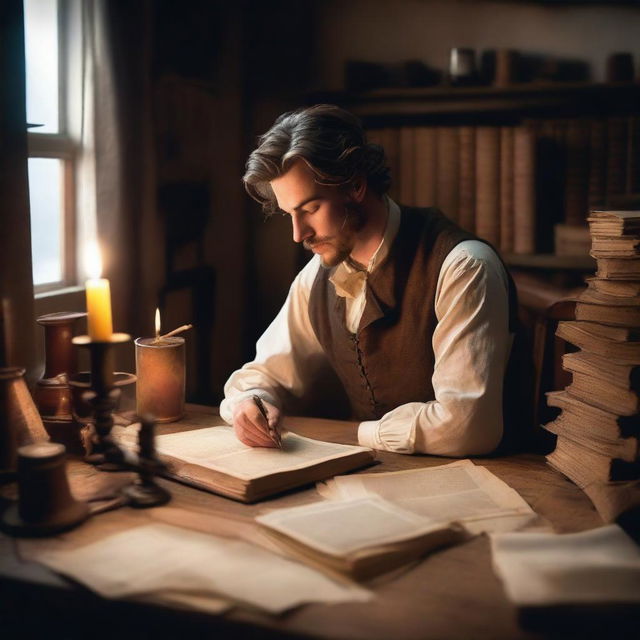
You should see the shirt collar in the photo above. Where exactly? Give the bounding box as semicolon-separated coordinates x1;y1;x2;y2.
329;197;401;298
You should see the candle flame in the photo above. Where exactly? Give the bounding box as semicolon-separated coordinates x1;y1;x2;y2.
84;242;103;279
155;307;161;336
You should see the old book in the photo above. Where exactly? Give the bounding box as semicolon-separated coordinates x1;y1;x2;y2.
436;126;460;222
499;126;514;253
590;234;640;258
549;435;640;482
579;284;640;306
398;127;415;205
565;371;640;416
574;300;640;328
113;423;375;503
588;210;640;236
595;257;640;280
563;119;590;226
458;125;476;233
628;115;640;195
562;351;640;391
414;127;437;207
385;127;401;202
475;126;500;246
512;125;536;254
547;390;640;440
544;414;639;462
606;116;629;199
256;497;464;580
587;277;640;299
556;321;640;362
554;223;590;256
547;448;640;523
588;118;606;210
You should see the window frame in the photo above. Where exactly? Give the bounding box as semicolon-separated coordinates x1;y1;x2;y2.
26;0;79;294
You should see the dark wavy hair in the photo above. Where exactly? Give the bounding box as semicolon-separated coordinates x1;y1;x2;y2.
243;104;390;214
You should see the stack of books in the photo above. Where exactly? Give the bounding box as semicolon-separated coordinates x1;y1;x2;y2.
545;210;640;524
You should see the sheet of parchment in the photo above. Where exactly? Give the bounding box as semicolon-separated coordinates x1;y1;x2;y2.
491;524;640;605
317;460;538;534
24;522;372;614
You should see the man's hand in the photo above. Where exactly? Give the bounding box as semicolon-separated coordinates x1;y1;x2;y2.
232;397;282;448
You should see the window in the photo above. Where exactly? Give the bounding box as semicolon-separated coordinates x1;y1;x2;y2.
24;0;77;291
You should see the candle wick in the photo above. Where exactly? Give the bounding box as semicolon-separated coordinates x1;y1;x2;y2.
153;324;193;343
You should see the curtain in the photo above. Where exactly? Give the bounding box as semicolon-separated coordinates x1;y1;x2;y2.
0;0;37;378
80;0;161;347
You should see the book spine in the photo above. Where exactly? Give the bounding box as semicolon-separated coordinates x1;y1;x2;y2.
499;126;514;254
564;119;590;226
605;116;629;201
544;415;639;462
398;127;416;206
414;127;438;208
628;115;640;196
588;118;607;210
458;125;476;233
436;126;460;223
475;126;500;246
513;124;536;253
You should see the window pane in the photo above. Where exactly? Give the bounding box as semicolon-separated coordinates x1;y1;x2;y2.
24;0;59;133
28;158;64;285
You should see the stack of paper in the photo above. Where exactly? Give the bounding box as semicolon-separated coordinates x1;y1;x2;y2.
317;460;538;535
256;496;465;580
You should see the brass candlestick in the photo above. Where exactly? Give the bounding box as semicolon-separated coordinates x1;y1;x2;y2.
71;332;171;508
34;311;86;422
71;333;131;467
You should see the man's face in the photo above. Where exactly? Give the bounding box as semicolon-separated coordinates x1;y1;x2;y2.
270;159;364;268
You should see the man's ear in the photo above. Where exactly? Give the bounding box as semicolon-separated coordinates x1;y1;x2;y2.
349;177;367;203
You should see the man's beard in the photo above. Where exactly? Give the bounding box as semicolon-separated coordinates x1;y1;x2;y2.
303;201;366;269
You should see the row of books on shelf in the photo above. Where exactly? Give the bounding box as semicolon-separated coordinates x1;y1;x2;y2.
545;210;640;524
369;115;640;256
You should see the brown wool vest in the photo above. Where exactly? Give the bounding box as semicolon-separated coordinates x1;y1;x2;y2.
308;206;525;451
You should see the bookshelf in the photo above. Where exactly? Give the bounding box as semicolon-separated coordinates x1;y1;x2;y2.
310;82;640;263
310;82;640;125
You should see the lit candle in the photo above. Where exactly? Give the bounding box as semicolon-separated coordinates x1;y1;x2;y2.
155;308;161;340
84;244;113;341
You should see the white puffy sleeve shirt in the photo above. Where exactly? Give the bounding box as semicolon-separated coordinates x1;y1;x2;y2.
220;238;512;457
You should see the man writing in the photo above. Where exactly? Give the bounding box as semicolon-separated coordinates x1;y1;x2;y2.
220;104;521;455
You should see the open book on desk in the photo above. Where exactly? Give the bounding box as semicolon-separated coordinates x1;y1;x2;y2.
113;421;375;503
256;496;466;580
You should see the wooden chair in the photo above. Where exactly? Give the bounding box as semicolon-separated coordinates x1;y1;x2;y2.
512;271;585;448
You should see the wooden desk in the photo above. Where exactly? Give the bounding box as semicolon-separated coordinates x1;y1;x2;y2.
0;408;615;639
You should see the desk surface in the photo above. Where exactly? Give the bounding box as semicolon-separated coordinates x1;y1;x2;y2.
0;408;609;639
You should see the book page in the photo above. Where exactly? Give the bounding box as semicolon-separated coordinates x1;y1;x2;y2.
257;497;457;557
27;523;371;614
317;460;537;534
114;425;373;481
491;525;640;606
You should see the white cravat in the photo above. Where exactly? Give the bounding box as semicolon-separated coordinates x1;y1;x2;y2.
329;197;401;333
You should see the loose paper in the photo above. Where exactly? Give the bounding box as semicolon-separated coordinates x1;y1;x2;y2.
317;460;537;534
491;525;640;605
28;523;371;614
